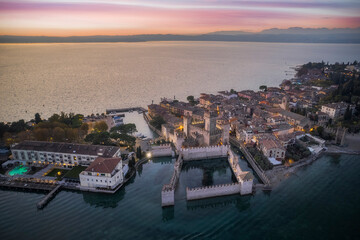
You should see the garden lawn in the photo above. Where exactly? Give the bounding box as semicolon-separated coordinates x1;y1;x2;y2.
46;168;70;180
63;166;87;179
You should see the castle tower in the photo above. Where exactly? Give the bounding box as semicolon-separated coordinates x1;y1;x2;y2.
204;110;217;134
174;132;185;151
183;113;191;137
280;96;289;110
221;123;230;145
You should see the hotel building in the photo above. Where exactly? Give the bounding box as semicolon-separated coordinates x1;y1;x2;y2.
11;141;121;167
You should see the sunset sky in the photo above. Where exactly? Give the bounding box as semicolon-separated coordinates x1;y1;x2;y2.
0;0;359;36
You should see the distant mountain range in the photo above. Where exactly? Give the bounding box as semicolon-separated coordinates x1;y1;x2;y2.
1;27;359;43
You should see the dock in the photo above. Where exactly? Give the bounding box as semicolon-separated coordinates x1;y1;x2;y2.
0;179;56;191
37;185;62;209
106;107;147;114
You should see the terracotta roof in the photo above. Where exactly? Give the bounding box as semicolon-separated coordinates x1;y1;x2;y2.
259;138;285;151
85;157;121;174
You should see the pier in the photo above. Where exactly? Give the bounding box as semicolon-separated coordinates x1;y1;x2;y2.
106;107;147;114
0;179;56;191
230;137;271;186
37;185;62;209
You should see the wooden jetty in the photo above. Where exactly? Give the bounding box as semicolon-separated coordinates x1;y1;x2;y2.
37;185;62;209
0;180;55;192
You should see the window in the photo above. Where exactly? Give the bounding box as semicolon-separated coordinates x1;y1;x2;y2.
96;180;98;182
88;172;91;176
101;174;105;176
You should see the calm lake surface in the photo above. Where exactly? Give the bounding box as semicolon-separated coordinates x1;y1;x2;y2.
0;154;359;240
0;42;359;122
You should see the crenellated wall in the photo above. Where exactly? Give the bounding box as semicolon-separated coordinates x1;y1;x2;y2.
151;144;173;157
161;154;183;207
161;186;175;206
186;183;241;200
240;180;253;195
180;145;229;161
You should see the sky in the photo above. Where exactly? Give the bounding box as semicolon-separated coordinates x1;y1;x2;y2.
0;0;359;36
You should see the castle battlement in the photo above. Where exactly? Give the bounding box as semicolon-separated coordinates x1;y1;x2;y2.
186;182;240;192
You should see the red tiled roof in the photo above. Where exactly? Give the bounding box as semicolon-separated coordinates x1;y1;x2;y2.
85;157;121;173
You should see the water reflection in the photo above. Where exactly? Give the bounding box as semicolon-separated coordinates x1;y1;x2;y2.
186;194;251;213
329;154;341;166
151;157;173;164
162;206;174;222
82;189;126;208
180;158;236;188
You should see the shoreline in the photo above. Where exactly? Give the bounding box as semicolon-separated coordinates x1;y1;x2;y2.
266;146;360;189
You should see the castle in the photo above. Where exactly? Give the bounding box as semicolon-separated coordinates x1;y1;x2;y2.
162;110;230;149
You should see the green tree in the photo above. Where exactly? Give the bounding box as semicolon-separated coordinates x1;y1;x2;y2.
110;123;137;135
53;127;65;142
110;132;136;147
187;95;196;105
136;146;142;158
35;113;42;124
344;105;352;121
150;115;166;130
259;85;267;92
65;128;78;142
9;120;28;133
79;122;89;138
34;128;49;141
0;122;9;138
48;114;61;123
93;121;108;132
85;132;112;145
80;122;89;132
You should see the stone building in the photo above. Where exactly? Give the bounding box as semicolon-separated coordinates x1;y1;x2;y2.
321;102;355;119
79;157;123;190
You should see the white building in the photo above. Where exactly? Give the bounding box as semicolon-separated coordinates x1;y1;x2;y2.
11;141;121;167
321;102;355;119
79;157;123;190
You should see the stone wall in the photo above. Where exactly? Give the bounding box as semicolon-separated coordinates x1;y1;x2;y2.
180;145;229;161
186;183;241;200
161;186;175;207
161;155;183;207
240;180;253;195
151;144;173;157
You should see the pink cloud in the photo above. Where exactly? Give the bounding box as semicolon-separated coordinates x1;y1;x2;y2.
0;1;359;36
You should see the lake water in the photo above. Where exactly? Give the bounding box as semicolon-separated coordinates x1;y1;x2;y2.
0;154;359;240
1;42;359;122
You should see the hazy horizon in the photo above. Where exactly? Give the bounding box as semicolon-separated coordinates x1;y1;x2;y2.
0;0;359;36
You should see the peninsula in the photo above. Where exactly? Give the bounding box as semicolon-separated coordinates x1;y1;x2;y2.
1;60;360;208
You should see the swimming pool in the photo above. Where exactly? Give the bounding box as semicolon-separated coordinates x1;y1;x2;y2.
8;165;29;176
